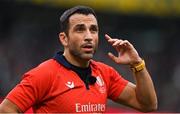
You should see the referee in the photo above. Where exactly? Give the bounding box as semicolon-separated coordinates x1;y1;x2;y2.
0;5;157;113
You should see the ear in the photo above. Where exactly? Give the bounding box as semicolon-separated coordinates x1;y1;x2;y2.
59;32;68;46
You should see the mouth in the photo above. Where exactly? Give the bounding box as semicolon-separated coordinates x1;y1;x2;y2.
81;44;94;52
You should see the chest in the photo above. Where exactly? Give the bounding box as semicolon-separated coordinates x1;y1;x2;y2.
41;70;108;113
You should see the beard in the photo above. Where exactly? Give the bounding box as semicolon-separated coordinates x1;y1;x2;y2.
68;43;98;61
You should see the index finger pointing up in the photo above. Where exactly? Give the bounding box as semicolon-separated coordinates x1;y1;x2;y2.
105;34;112;40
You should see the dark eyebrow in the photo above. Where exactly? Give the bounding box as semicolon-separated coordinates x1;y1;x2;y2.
74;24;85;28
73;24;98;31
90;25;98;31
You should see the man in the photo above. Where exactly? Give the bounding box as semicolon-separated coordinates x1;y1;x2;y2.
0;6;157;113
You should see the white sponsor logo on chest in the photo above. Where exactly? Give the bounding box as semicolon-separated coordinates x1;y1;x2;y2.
75;102;106;112
96;76;106;93
65;81;74;89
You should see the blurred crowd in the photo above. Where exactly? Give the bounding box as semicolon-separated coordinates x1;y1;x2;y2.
0;1;180;112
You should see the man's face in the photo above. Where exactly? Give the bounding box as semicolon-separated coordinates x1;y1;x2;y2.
66;14;99;60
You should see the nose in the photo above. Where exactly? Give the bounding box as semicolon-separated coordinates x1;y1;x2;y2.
84;30;93;42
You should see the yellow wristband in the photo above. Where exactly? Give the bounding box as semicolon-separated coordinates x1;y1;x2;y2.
131;60;145;73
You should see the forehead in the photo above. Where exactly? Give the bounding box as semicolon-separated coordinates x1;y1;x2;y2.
69;14;98;27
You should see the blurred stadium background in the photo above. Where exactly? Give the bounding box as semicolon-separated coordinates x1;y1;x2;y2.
0;0;180;112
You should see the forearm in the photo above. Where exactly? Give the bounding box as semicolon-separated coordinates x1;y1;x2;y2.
133;66;157;109
0;99;21;113
105;35;157;111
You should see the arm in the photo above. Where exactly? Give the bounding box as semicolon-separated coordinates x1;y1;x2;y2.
117;67;157;112
0;99;21;113
105;34;157;112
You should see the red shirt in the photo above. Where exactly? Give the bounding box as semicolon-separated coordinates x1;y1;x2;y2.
6;55;128;113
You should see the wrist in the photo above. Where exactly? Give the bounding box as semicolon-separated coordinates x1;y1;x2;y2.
130;59;145;73
130;58;143;67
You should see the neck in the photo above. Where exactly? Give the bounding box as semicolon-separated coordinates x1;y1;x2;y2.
63;51;90;68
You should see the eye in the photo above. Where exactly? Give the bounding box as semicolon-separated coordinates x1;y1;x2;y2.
74;25;85;32
90;25;98;33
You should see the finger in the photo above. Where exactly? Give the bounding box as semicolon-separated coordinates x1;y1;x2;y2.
108;52;120;63
112;40;123;46
108;39;119;45
120;40;127;45
120;40;134;48
105;34;119;45
105;34;112;40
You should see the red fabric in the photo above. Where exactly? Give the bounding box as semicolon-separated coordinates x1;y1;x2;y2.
26;106;136;113
0;97;33;113
6;59;128;113
0;98;3;103
25;108;33;113
106;106;138;113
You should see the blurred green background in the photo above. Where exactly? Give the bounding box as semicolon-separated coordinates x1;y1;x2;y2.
0;0;180;112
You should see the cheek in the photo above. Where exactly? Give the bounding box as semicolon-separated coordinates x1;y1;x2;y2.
94;36;99;44
68;38;81;49
68;34;82;46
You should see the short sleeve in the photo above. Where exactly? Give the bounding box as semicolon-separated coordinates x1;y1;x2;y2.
107;67;128;101
6;65;53;112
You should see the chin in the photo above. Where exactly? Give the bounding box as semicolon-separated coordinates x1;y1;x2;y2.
81;54;94;60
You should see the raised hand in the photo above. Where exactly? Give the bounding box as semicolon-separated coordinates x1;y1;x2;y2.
105;34;142;66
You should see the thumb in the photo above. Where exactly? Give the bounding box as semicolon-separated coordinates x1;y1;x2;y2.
108;52;120;63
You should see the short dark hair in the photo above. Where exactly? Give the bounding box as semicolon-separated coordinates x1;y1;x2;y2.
60;5;97;35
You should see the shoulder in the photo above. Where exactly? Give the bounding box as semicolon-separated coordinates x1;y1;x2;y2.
36;59;59;72
21;59;61;83
24;59;59;76
5;59;61;111
91;60;116;73
20;59;61;95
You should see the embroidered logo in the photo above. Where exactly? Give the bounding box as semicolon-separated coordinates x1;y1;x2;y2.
96;76;104;87
96;76;106;93
65;81;74;89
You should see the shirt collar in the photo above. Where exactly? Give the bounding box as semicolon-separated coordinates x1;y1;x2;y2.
53;51;72;69
53;51;97;69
